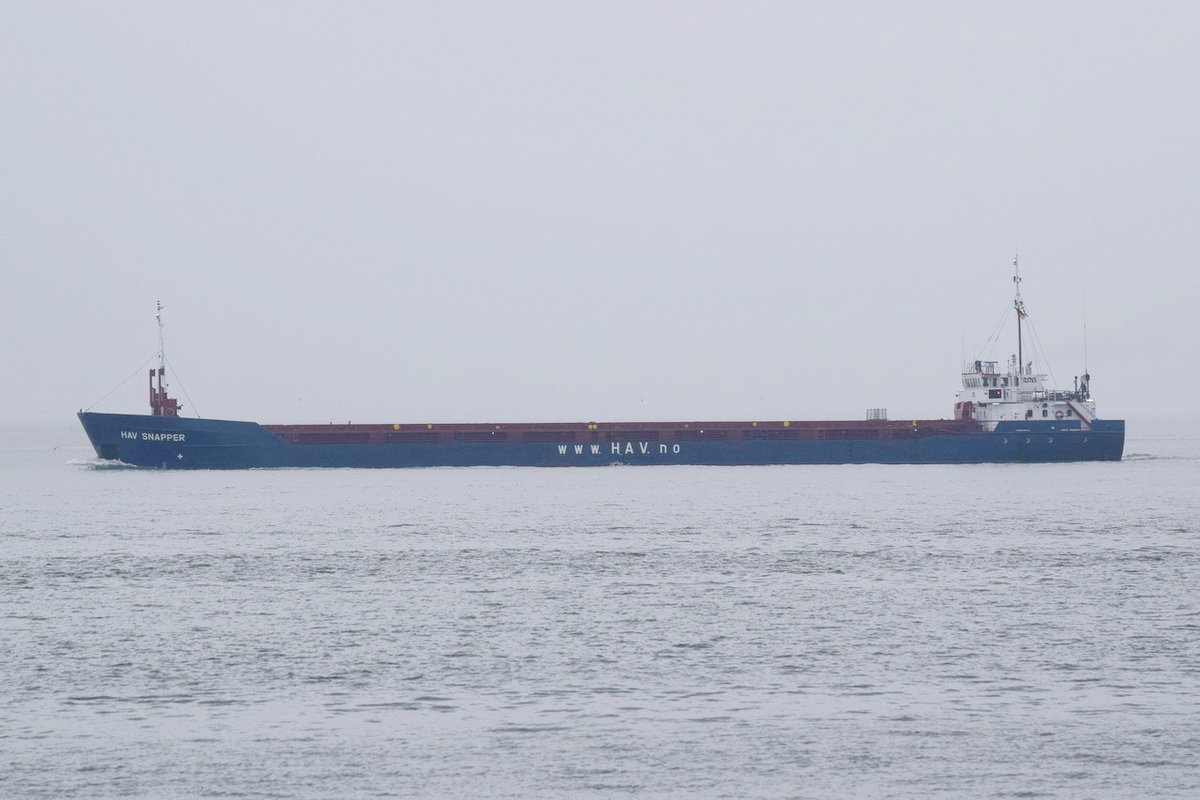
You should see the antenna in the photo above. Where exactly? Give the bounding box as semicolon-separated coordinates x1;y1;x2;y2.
1082;286;1089;374
149;301;181;417
1080;286;1091;400
156;300;166;376
1012;255;1026;375
960;312;966;370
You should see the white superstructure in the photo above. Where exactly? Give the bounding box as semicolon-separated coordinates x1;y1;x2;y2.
952;260;1097;432
954;357;1096;431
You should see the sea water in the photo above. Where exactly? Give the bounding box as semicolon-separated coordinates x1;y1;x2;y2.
2;422;1198;799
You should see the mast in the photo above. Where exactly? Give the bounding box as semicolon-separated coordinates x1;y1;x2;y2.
156;300;166;377
1012;256;1026;376
1081;287;1091;399
149;301;181;417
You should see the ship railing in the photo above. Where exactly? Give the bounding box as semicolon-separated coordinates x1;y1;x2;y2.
1025;390;1088;403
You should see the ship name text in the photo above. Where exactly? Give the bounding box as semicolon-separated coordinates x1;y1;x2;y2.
121;431;187;442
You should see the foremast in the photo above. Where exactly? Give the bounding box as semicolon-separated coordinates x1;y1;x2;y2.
149;301;181;417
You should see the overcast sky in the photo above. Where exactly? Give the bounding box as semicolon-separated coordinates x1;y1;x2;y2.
3;2;1196;431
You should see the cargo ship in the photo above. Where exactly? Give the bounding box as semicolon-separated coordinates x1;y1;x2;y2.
77;266;1124;468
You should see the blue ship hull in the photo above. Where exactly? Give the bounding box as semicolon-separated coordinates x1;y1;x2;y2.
77;412;1125;469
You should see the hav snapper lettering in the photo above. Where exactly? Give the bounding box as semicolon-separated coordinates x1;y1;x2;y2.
120;431;186;442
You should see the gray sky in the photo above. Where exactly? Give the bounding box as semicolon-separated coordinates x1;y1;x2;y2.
3;2;1196;427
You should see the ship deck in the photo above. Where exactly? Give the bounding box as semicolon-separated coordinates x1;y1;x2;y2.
262;418;981;446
